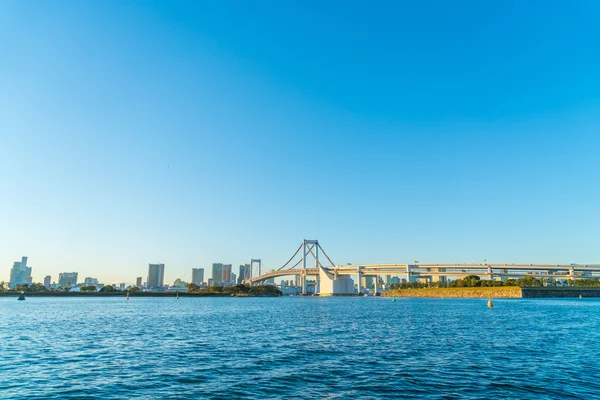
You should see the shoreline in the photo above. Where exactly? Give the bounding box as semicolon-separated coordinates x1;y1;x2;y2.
0;292;280;298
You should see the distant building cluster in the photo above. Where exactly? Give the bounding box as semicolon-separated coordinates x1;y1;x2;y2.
58;272;78;287
5;256;285;294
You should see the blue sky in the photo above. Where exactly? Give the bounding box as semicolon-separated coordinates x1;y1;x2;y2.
1;1;599;284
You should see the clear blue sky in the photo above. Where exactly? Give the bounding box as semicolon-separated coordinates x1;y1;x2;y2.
1;0;599;284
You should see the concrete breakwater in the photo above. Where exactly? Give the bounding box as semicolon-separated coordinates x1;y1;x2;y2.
521;287;600;298
383;287;600;298
383;287;522;298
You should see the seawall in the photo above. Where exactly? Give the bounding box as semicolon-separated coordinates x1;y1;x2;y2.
521;287;600;298
383;287;600;298
383;287;522;298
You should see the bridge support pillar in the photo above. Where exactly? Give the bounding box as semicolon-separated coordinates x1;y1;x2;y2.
301;273;306;295
374;275;378;296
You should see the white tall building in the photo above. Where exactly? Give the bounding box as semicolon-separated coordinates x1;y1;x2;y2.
192;268;204;285
148;264;165;289
9;257;32;289
212;263;223;285
222;264;232;283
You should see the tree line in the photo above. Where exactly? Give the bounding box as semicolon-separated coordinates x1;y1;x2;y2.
0;282;142;293
185;283;282;296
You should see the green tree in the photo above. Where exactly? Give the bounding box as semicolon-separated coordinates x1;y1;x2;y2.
26;283;47;292
99;285;118;293
15;284;30;292
517;276;541;287
248;285;282;296
186;283;199;293
129;286;141;292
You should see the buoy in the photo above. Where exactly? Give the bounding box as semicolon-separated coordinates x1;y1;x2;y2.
126;291;130;300
176;292;179;299
487;298;494;308
392;296;396;302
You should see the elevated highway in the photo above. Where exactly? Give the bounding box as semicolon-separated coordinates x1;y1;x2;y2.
248;240;600;293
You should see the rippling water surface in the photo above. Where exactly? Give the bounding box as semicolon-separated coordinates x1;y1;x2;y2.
1;296;600;399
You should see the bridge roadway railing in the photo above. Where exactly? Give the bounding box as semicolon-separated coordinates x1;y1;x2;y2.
250;268;320;283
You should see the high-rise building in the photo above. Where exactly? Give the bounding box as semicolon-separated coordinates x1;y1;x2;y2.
119;283;125;291
239;264;250;284
231;273;236;285
192;268;204;285
9;256;32;289
148;263;165;289
136;277;142;287
212;263;223;285
43;275;51;290
84;277;99;285
222;264;232;283
58;272;78;287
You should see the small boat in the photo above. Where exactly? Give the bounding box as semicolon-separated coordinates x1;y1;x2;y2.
487;298;494;308
176;292;180;300
17;291;25;301
126;291;130;300
392;296;396;302
579;294;582;299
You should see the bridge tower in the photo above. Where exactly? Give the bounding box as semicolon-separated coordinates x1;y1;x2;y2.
300;240;319;294
250;259;261;282
263;239;336;294
249;239;336;293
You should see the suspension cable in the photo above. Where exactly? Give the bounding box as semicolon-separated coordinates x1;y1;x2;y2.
318;243;336;267
277;242;303;271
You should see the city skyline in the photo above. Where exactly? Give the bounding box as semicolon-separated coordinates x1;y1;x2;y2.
2;1;599;282
4;255;263;286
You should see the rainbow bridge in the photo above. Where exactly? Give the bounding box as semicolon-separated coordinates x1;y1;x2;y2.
248;240;600;295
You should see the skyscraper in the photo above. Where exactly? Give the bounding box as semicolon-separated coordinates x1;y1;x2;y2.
148;263;165;289
136;277;142;287
212;263;223;285
58;272;78;287
223;264;232;283
239;264;250;284
9;256;32;289
43;275;51;290
192;268;204;285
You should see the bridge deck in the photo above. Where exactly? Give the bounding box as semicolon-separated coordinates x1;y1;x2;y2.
250;263;600;283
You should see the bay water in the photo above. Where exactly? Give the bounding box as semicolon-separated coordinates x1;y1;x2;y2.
1;296;599;399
